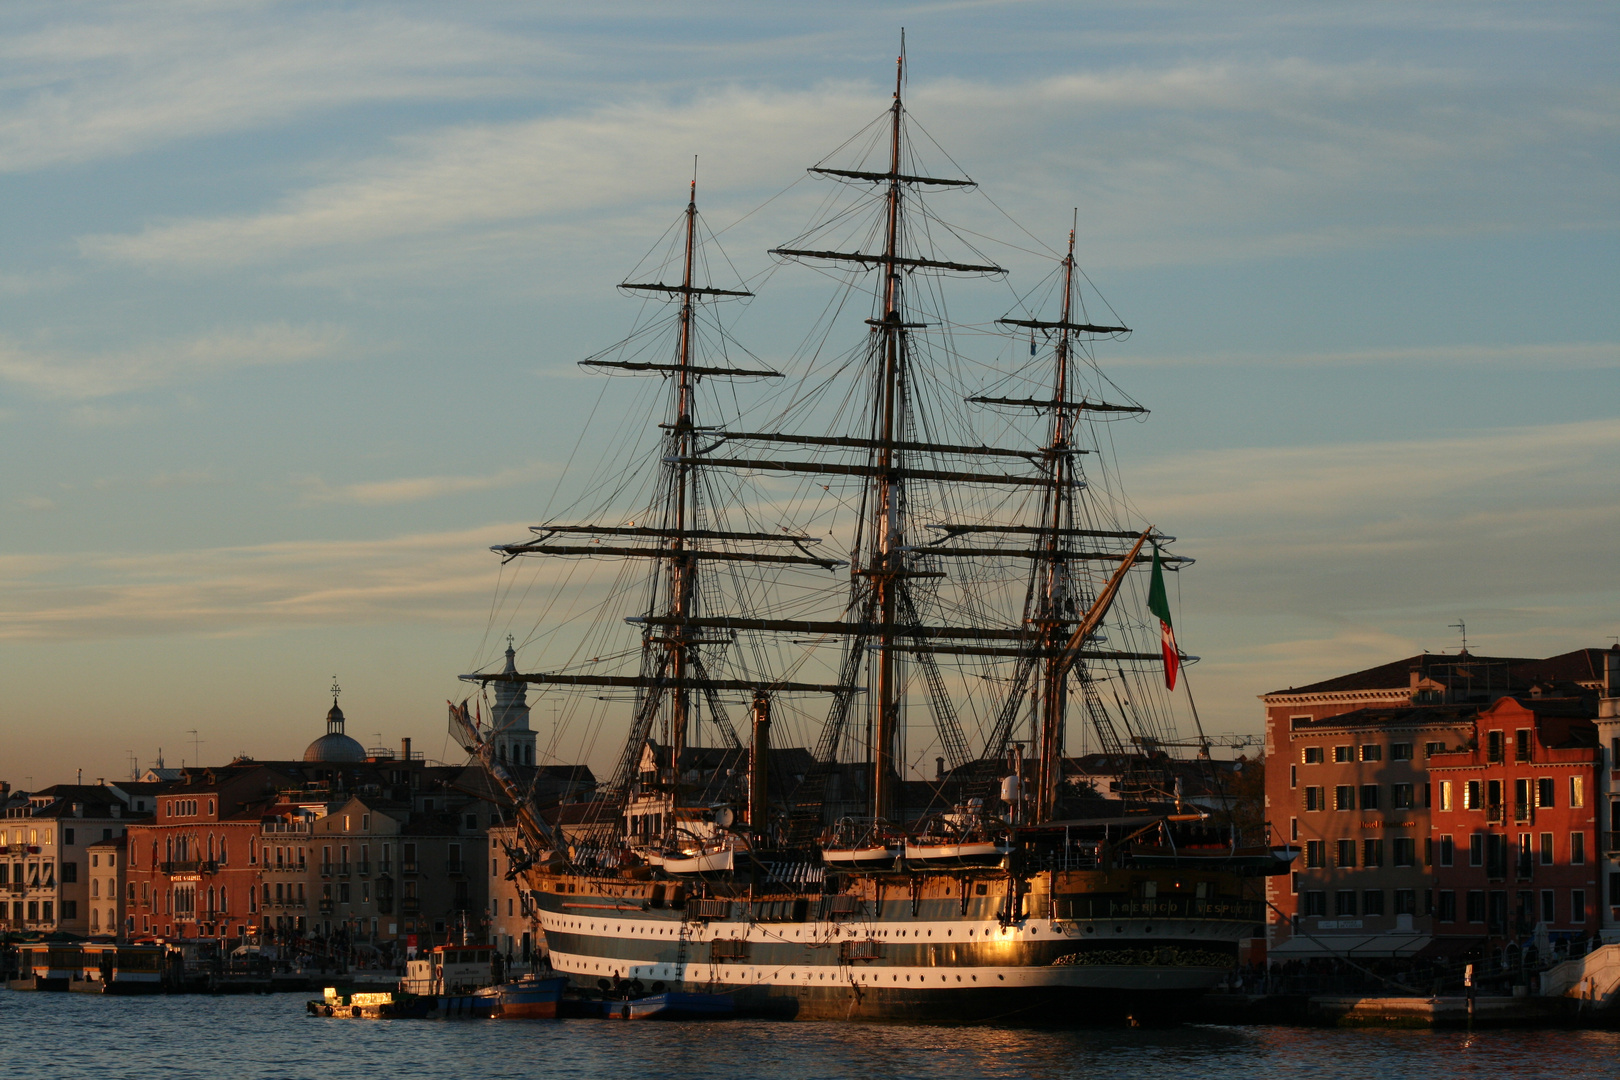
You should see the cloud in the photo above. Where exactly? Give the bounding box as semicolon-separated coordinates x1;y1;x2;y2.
1117;341;1620;370
298;461;553;506
0;523;525;640
18;495;57;511
0;5;548;173
0;323;344;400
76;55;1620;275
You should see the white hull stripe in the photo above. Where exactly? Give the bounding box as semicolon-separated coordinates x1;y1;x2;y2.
548;948;1226;992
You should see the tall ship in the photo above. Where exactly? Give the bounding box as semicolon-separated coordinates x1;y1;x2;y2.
452;49;1283;1023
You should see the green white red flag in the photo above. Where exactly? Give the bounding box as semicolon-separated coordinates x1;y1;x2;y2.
1146;543;1179;690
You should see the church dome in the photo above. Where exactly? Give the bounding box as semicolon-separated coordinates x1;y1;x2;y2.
304;693;365;762
303;731;366;763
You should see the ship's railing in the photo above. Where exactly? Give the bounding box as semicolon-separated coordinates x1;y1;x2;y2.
1050;895;1263;922
821;894;866;920
689;898;732;921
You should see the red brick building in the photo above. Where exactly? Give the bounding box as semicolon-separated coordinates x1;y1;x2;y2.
1428;695;1600;945
1263;648;1610;958
125;767;290;941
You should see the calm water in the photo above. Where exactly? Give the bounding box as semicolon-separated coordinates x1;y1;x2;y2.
4;991;1619;1080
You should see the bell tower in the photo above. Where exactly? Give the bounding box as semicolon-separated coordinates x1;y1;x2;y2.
491;637;537;767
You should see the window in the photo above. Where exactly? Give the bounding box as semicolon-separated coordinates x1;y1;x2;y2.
1540;833;1554;865
1571;832;1586;865
1518;833;1533;876
1336;890;1357;917
1487;834;1509;878
1537;778;1555;808
1393;837;1416;867
1360;785;1379;811
1304;787;1324;812
1573;889;1588;924
61;862;77;883
1440;781;1453;811
1487;731;1504;763
1336;839;1356;868
1515;779;1532;822
1335;786;1356;812
1470;834;1484;867
1291;872;1300;895
63;828;75;846
1392;784;1414;810
1543;890;1557;924
1303;746;1324;764
1438;890;1457;922
1515;729;1532;762
1362;890;1385;917
1425;837;1434;866
1571;776;1585;809
62;900;77;920
1305;840;1325;868
1425;741;1445;758
1363;839;1384;868
1464;781;1480;810
1391;743;1414;761
1487;780;1503;821
1291;765;1297;789
362;814;370;831
1334;746;1354;763
1466;890;1486;923
1291;817;1299;841
1394;889;1416;916
1303;891;1327;917
465;814;478;830
1361;744;1382;762
339;883;351;903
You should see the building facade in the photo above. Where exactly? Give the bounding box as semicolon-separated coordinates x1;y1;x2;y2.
1;785;144;937
1428;695;1600;945
1263;647;1613;959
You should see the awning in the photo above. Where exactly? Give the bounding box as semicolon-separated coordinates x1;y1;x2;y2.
1269;933;1430;958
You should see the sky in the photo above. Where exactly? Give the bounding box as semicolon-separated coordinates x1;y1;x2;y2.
1;1;1616;788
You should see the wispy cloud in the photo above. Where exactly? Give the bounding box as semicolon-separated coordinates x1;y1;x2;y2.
0;323;344;400
1117;341;1620;370
0;6;548;173
297;461;552;506
0;522;614;641
77;57;1620;274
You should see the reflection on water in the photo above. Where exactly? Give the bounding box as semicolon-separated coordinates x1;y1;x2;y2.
5;992;1620;1080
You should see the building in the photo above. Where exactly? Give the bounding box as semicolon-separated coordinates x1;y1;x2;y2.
83;835;128;939
488;822;542;966
1429;695;1600;946
488;639;538;768
1263;647;1613;959
1;785;146;937
125;766;294;942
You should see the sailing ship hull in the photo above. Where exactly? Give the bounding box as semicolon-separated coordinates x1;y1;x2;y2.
533;869;1256;1024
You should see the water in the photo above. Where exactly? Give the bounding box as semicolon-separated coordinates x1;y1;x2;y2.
4;992;1620;1080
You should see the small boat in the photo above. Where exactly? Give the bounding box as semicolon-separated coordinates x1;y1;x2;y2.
308;985;435;1019
489;973;569;1019
563;986;734;1021
901;837;1012;866
607;991;735;1021
661;843;736;876
820;843;902;870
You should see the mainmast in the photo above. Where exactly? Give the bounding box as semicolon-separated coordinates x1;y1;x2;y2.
668;176;699;818
871;50;907;825
1033;226;1079;822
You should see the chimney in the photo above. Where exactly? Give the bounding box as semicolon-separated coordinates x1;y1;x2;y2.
936;757;946;781
401;737;413;762
1602;646;1620;720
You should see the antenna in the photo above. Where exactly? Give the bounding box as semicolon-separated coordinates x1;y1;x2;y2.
187;729;203;768
1449;618;1468;654
126;750;138;781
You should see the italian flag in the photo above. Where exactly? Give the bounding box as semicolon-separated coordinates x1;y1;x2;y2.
1147;543;1179;690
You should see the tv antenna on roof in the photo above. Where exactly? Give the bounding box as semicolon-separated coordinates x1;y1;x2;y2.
1449;618;1468;654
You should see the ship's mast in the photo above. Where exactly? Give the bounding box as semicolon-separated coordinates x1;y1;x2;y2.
871;50;906;825
1033;226;1078;822
668;177;699;818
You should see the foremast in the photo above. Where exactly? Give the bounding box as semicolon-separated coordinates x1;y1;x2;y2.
464;177;845;851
